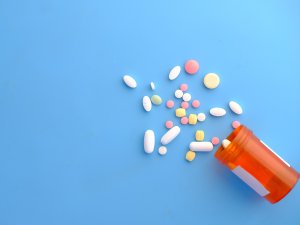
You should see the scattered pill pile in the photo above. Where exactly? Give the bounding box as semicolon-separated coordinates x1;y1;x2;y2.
122;59;243;162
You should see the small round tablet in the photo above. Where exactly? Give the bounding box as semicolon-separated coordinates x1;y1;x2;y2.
175;89;183;98
211;137;220;145
203;73;220;89
181;117;188;125
197;113;206;122
166;100;174;108
180;84;188;92
192;100;200;108
232;120;241;129
182;93;191;102
158;146;167;155
181;101;189;109
165;120;174;129
185;59;199;75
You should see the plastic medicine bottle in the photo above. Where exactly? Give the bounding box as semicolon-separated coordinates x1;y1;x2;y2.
215;125;299;204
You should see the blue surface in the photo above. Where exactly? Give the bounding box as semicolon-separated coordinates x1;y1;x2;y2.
0;0;300;224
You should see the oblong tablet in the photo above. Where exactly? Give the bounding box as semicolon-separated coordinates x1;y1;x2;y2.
144;130;155;154
143;96;152;112
169;66;181;80
123;75;137;88
161;126;180;145
229;101;243;115
210;107;226;117
189;142;213;152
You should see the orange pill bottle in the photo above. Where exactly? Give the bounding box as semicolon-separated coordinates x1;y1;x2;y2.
215;125;299;204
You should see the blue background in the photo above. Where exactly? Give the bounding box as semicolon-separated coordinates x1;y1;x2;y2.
0;0;300;224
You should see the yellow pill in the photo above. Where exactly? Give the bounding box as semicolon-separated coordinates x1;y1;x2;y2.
195;130;205;141
186;150;196;162
175;108;186;117
203;73;220;89
188;114;197;125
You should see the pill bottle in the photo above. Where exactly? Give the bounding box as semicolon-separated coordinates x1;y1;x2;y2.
215;125;299;204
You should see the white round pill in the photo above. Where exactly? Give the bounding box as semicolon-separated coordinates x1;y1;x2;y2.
123;75;137;88
210;107;226;117
229;101;243;115
158;146;167;155
175;89;183;98
197;113;206;122
182;93;191;102
169;66;181;80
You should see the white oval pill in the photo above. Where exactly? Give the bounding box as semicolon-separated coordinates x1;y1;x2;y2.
210;107;226;117
123;75;137;88
222;139;231;148
161;126;181;145
150;82;155;90
158;146;167;155
229;101;243;115
169;66;181;80
197;113;206;122
143;96;152;112
144;130;155;154
182;93;191;102
189;142;213;152
175;89;183;98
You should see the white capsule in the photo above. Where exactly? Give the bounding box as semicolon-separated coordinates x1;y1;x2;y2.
197;113;206;122
175;89;183;98
123;75;137;88
229;101;243;115
182;93;191;102
158;146;167;155
161;126;181;145
144;130;155;154
143;96;152;112
210;107;226;117
189;142;213;152
169;66;181;80
150;82;155;90
222;139;231;148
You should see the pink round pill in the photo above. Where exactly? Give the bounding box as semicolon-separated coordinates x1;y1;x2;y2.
181;101;189;109
232;120;241;129
192;100;200;108
180;84;188;92
211;137;220;145
181;117;188;125
184;59;199;75
165;120;173;129
166;100;174;108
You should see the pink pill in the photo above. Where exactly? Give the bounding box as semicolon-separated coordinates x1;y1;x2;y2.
192;100;200;108
184;59;199;75
180;84;188;92
181;117;188;125
166;100;174;108
181;101;189;109
165;120;174;129
211;137;220;145
232;120;241;129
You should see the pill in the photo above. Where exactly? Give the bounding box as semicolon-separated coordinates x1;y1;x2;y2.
185;59;199;75
180;84;188;92
189;142;214;152
144;130;155;154
229;101;243;115
188;114;197;125
142;96;152;112
165;120;173;129
210;107;226;117
197;113;206;122
158;146;167;155
186;151;196;162
175;89;183;98
195;130;205;141
151;95;162;105
203;73;220;89
123;75;137;88
181;101;189;109
192;100;200;108
166;100;174;108
176;108;186;117
182;93;191;102
211;137;220;145
232;120;241;129
181;117;188;125
169;66;181;80
150;82;155;90
161;126;181;145
222;139;231;148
